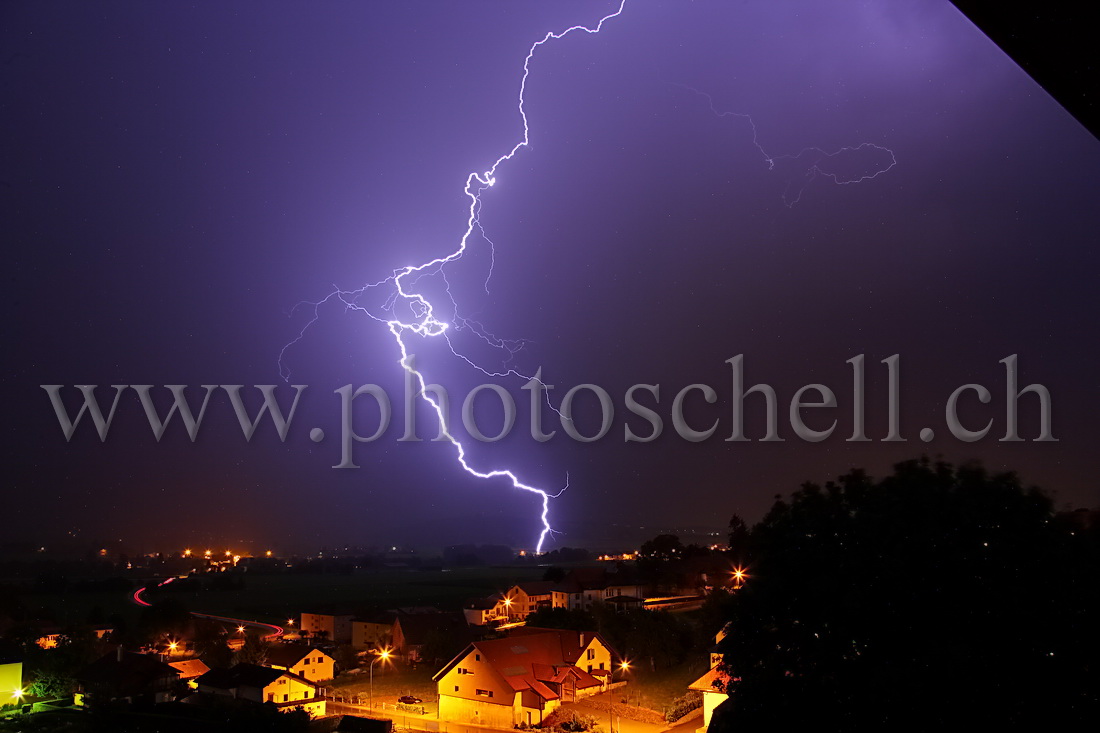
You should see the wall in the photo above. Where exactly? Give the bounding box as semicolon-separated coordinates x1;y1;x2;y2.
0;661;22;699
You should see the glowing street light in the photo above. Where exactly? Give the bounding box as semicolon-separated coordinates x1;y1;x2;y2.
168;641;179;653
732;566;749;588
183;549;192;557
237;625;246;634
370;648;392;711
12;688;24;700
608;661;630;733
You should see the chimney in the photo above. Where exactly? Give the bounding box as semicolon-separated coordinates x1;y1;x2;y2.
117;645;123;662
579;633;585;648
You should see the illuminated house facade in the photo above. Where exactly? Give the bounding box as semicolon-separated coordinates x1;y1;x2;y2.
196;662;326;717
0;647;22;702
300;612;353;644
266;644;335;682
688;627;732;732
434;629;616;728
501;582;559;620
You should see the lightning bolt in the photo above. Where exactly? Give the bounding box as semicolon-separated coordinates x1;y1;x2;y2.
280;1;628;553
677;84;897;207
280;0;896;552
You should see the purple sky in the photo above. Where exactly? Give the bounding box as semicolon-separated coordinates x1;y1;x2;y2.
4;1;1098;553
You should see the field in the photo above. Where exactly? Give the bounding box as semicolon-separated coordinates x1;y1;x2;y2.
21;566;548;627
329;660;440;712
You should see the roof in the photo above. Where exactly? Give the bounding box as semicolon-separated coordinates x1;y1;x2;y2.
197;663;311;691
512;581;558;596
688;668;734;694
168;659;210;679
77;651;180;693
266;643;328;668
508;627;616;666
435;630;613;702
394;612;469;646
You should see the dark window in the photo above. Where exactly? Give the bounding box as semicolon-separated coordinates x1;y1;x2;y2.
475;654;480;661
455;686;460;692
476;689;493;698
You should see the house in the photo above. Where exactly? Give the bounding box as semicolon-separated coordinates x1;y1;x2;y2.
0;644;22;701
501;582;560;620
266;644;335;682
195;662;325;717
462;597;505;627
75;650;181;706
392;611;471;663
351;613;395;651
168;658;210;689
36;624;113;649
554;568;648;611
434;628;618;728
687;627;734;732
300;612;353;644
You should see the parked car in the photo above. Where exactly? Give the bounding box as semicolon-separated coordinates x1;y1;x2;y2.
398;695;422;705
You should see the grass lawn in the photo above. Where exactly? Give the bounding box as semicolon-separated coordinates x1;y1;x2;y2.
616;659;710;713
329;661;440;713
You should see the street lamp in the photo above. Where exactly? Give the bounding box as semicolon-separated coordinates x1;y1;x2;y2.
608;661;629;733
370;648;392;711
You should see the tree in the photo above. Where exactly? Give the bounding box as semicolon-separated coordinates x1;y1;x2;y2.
640;534;683;561
235;633;270;666
711;458;1099;730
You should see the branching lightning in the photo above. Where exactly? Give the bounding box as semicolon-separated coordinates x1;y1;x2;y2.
678;84;897;206
280;0;896;552
280;1;628;552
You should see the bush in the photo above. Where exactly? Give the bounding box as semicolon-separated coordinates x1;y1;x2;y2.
664;691;703;722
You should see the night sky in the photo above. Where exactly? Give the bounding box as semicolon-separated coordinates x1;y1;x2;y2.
4;1;1098;554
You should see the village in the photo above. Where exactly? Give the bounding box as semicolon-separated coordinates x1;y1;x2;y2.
0;541;744;733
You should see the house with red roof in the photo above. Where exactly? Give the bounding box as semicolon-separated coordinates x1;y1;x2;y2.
433;628;619;727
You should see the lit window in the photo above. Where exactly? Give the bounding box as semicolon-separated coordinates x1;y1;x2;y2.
476;689;494;698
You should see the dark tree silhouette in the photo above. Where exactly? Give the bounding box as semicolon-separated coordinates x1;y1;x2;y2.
711;458;1099;731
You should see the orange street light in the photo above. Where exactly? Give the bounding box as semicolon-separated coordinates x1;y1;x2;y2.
237;625;246;634
168;641;179;652
370;648;393;710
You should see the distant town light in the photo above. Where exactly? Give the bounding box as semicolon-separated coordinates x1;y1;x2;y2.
266;550;273;557
183;549;192;557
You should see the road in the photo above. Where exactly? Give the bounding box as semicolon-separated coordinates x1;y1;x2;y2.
131;580;284;640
